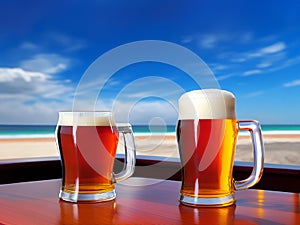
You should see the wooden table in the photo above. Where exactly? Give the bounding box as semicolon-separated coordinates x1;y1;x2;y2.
0;177;299;225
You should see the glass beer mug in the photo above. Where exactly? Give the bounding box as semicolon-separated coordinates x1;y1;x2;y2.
56;111;136;203
176;89;264;207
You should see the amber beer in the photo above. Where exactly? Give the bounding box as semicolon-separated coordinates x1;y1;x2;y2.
177;89;264;207
56;111;136;203
57;125;119;195
177;119;238;199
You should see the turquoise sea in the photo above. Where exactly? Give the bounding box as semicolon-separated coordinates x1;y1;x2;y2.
0;124;300;139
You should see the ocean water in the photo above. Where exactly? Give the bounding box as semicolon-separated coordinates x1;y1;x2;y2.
0;124;300;139
0;125;176;139
0;125;56;139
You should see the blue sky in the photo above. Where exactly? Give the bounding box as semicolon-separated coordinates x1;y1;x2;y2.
0;0;300;125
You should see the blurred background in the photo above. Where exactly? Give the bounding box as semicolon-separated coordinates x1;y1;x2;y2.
0;0;299;125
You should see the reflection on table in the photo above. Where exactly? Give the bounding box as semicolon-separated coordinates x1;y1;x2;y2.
0;177;299;224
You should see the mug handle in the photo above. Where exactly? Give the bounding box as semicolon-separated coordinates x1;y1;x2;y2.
113;123;136;182
234;120;265;190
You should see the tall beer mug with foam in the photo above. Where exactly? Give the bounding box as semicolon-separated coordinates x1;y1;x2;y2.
176;89;264;207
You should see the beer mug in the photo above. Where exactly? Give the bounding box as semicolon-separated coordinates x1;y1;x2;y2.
56;111;136;203
176;89;264;207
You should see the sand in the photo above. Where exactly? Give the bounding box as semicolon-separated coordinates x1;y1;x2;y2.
0;134;299;166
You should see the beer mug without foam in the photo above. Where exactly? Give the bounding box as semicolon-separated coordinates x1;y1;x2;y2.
176;89;264;207
56;111;136;203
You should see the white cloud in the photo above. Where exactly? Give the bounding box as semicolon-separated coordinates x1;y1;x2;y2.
230;57;247;63
0;67;74;124
198;34;220;49
184;31;253;49
238;54;300;76
230;42;287;64
281;55;300;68
181;36;193;44
283;79;300;87
0;68;48;83
243;70;262;76
209;63;228;71
50;33;87;52
263;55;300;74
19;42;39;50
216;73;236;81
0;67;72;97
112;100;178;125
20;54;69;74
244;91;264;98
260;42;286;54
0;100;71;124
196;33;237;49
256;62;272;68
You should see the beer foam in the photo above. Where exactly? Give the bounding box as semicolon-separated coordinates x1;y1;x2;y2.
58;111;115;126
178;89;236;119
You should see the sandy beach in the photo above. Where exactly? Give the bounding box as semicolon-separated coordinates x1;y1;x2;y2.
0;134;299;166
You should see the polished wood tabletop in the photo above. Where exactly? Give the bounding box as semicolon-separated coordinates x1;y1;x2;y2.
0;177;299;225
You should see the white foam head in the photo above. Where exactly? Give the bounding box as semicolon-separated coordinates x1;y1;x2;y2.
58;111;115;126
178;89;236;120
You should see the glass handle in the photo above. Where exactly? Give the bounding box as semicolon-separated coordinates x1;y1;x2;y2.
113;123;136;182
234;120;265;190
